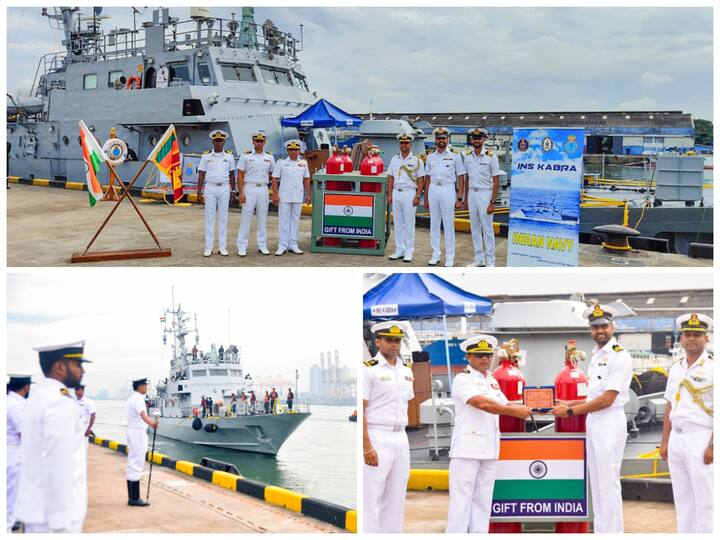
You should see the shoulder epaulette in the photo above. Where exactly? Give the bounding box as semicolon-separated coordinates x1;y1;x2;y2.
364;359;378;367
60;388;70;397
464;149;472;156
403;359;414;368
451;148;459;153
486;149;494;157
244;150;252;154
612;344;624;353
226;150;233;154
202;150;209;154
462;368;471;374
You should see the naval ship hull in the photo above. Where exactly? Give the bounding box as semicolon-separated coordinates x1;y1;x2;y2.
156;412;311;455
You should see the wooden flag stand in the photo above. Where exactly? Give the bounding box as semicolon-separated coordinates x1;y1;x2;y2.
101;164;121;201
71;160;172;263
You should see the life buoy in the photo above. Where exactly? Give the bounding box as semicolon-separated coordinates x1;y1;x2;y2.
126;75;142;90
192;418;202;431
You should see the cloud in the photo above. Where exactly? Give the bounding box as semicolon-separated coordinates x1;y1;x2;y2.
639;72;672;85
618;97;658;110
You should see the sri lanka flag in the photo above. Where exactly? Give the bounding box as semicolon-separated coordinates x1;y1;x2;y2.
148;124;183;203
79;120;107;207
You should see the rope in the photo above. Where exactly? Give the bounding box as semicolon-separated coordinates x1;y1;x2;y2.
676;379;713;417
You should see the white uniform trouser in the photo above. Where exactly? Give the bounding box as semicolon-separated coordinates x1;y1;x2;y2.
25;521;84;533
446;458;497;533
126;428;149;482
7;445;20;530
278;202;302;251
468;188;495;266
237;184;269;250
586;407;627;533
668;425;713;533
363;427;410;533
204;183;230;251
429;182;456;262
391;187;417;257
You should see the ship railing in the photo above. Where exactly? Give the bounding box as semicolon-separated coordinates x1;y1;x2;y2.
218;400;310;417
163;18;300;62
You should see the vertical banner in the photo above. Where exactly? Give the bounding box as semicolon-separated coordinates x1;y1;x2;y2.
507;128;584;266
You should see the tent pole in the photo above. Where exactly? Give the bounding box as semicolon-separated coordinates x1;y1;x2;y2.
430;378;440;459
442;315;452;390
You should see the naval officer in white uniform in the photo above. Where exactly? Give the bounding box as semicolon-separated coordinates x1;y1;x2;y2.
236;130;275;256
423;126;466;267
197;129;237;257
14;342;91;533
126;377;158;507
661;313;713;533
386;132;425;263
75;384;96;439
271;139;311;255
552;304;633;533
363;322;415;533
446;336;532;533
463;128;501;267
6;372;33;531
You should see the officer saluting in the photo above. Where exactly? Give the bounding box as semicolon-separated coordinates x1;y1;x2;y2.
14;342;91;533
126;377;158;507
463;128;501;267
446;336;532;533
363;322;415;533
6;372;33;532
424;127;466;267
661;313;713;533
236;130;275;257
197;129;237;257
386;132;425;263
551;304;633;533
271;139;311;256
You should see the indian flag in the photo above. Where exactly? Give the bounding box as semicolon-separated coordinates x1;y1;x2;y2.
323;193;373;228
492;438;586;511
79;120;107;207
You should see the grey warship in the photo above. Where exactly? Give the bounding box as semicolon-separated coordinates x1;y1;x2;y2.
7;6;317;182
154;297;310;455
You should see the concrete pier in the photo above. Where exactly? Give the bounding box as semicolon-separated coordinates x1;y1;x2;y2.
84;443;349;533
7;182;710;267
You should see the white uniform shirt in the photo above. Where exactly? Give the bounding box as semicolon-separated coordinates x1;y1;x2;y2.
387;152;426;189
198;151;234;185
76;396;96;434
464;148;500;189
7;391;26;447
587;337;633;409
450;366;508;459
664;350;713;428
363;352;415;427
237;151;275;186
272;157;310;203
425;148;466;185
127;392;148;430
14;378;86;528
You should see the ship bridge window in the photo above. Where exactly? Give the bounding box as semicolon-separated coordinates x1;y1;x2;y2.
192;369;207;377
260;66;293;87
221;63;256;83
197;62;212;85
83;73;98;90
168;63;190;83
293;72;309;91
108;70;124;88
230;369;242;377
209;369;229;376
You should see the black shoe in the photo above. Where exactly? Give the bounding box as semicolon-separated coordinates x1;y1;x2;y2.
128;480;150;507
127;480;133;505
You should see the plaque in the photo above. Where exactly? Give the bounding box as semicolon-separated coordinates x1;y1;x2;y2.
523;386;555;411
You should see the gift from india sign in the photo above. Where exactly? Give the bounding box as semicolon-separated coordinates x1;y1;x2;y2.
507;128;584;266
491;436;591;521
322;193;375;237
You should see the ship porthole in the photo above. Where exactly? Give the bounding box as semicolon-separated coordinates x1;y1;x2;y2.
62;136;70;145
149;134;158;146
181;134;190;147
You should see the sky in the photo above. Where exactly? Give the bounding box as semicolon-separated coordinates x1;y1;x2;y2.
7;269;359;395
5;4;713;120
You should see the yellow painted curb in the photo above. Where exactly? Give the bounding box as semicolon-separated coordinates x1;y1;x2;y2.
66;182;85;191
8;176;20;183
93;437;105;446
408;468;449;491
175;460;195;475
212;470;242;490
108;440;119;451
265;485;304;513
149;452;165;465
33;178;50;187
346;510;357;533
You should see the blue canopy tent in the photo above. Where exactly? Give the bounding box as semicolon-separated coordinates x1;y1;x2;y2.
363;273;493;384
280;99;363;149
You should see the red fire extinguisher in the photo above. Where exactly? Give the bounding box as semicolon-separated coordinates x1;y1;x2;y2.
358;146;384;248
341;145;353;172
490;340;525;533
323;146;353;246
554;339;590;534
